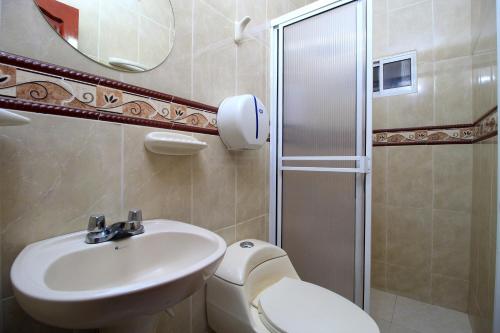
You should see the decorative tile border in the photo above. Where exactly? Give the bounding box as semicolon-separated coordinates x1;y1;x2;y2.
373;125;475;145
373;107;497;146
0;51;218;135
474;107;498;142
0;51;497;144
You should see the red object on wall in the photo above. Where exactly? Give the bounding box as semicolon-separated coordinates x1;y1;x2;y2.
35;0;79;47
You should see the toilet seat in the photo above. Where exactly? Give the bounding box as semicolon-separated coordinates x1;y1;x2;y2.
256;278;379;333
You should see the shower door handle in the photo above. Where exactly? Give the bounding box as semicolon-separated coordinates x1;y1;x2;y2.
279;156;371;174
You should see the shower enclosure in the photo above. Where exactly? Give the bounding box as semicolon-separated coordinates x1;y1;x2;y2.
269;0;372;309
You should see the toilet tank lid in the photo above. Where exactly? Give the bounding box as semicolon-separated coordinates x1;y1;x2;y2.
214;239;287;285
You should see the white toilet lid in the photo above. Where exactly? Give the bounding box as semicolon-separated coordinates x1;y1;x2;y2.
257;278;379;333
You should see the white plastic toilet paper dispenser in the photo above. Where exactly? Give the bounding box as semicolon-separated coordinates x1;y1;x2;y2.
217;94;269;150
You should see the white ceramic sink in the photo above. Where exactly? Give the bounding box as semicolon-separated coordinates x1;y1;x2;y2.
11;220;226;330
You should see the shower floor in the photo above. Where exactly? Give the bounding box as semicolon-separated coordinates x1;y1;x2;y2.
370;289;472;333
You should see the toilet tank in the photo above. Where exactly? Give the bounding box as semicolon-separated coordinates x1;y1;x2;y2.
206;240;299;333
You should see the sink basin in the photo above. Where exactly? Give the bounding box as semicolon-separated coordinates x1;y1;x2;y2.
11;220;226;330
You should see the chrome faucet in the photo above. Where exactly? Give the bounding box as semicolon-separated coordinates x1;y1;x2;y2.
85;209;145;244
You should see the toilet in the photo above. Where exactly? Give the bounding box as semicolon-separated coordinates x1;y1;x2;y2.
207;239;380;333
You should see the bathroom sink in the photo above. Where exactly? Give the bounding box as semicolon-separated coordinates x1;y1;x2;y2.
11;220;226;330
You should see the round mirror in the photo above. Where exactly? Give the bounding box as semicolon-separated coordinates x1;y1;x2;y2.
33;0;175;72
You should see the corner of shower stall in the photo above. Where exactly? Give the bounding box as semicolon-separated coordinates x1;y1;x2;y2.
370;0;498;332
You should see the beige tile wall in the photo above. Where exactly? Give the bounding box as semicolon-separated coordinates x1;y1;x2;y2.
371;0;492;314
372;144;473;312
0;0;312;332
468;0;497;331
373;0;474;129
469;139;497;333
0;113;269;333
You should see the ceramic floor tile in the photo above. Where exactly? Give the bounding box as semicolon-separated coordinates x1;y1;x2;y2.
374;317;392;333
392;296;472;333
424;305;472;333
371;290;472;333
392;296;429;320
389;323;422;333
371;288;397;322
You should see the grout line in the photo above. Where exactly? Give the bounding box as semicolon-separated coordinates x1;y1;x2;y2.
430;145;435;303
384;147;389;291
430;272;470;282
234;17;239;97
237;214;268;226
433;54;475;64
390;294;397;322
120;125;125;214
139;11;172;31
97;0;102;62
234;154;238;240
190;296;193;333
471;0;496;55
386;0;430;13
235;24;239;95
472;48;498;57
430;0;436;126
486;140;495;313
136;9;141;63
190;151;194;224
192;38;235;58
265;0;269;33
199;0;235;23
191;0;195;101
216;224;236;234
384;0;389;58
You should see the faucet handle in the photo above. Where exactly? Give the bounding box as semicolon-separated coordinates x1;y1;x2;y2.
128;209;143;222
126;209;144;234
88;214;106;232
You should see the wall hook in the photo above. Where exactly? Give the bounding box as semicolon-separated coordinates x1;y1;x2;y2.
234;16;251;44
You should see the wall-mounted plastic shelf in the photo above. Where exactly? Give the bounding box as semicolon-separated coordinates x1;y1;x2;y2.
0;108;31;126
108;57;148;72
144;132;208;155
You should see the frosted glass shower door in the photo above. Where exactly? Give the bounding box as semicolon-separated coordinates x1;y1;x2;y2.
270;0;371;308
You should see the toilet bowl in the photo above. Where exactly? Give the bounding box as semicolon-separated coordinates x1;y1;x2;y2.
207;239;380;333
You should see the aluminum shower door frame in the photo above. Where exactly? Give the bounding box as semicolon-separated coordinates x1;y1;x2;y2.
269;0;373;311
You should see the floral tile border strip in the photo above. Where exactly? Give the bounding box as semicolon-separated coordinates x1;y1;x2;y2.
475;107;498;142
0;51;497;143
0;51;218;135
373;107;497;146
373;126;475;145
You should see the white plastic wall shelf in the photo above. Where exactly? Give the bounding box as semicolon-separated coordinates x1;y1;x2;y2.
144;132;208;155
0;108;30;126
